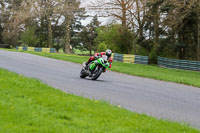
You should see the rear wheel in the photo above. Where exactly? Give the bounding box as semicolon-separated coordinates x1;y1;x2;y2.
91;66;103;80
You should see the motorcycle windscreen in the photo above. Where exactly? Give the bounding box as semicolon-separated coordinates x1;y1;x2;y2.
102;55;108;62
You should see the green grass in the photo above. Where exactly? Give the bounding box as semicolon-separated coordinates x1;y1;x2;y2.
58;48;94;55
1;48;200;88
110;62;200;87
0;68;199;132
73;48;95;55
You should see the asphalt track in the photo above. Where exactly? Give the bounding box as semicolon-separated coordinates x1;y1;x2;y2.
0;50;200;129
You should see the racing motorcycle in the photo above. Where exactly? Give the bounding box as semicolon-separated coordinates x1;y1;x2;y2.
80;55;110;80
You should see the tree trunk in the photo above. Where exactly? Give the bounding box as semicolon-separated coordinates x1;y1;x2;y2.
65;15;71;54
198;13;200;61
89;41;92;56
153;10;159;48
46;0;52;48
121;0;127;27
136;0;143;40
47;14;52;48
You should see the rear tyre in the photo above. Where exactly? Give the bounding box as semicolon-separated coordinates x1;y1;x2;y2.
91;67;103;80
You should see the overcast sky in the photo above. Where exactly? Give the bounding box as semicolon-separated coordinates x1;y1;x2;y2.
80;0;111;26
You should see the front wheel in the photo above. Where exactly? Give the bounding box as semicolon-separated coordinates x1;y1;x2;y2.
91;66;103;80
80;69;87;78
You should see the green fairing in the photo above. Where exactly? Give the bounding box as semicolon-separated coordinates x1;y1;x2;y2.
89;62;96;70
89;58;110;70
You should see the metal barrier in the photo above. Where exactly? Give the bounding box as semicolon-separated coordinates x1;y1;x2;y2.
123;54;135;63
113;53;124;62
158;56;200;71
16;46;56;53
34;47;42;52
135;55;149;64
112;53;149;64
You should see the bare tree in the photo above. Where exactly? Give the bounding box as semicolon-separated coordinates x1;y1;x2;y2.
89;0;134;28
128;0;148;39
2;0;34;45
55;0;84;53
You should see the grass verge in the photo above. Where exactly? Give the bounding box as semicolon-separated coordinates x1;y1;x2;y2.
1;48;200;88
0;68;199;132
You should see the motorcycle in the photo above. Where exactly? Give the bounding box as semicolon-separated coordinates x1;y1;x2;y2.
80;55;110;80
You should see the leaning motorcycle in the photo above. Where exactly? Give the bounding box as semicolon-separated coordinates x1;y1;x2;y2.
80;55;110;80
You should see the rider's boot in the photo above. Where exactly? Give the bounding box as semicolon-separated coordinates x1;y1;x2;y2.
83;62;87;70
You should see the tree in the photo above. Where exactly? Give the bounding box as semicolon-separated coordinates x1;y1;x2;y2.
160;0;200;60
198;2;200;61
1;0;26;46
95;24;135;54
80;15;100;55
0;16;3;44
97;42;108;52
21;27;39;46
0;0;85;50
55;0;85;53
129;0;147;41
89;0;134;28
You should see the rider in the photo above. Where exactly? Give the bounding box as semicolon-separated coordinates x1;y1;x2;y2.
85;49;113;69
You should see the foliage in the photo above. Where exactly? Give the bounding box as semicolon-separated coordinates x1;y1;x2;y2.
0;0;85;51
0;21;3;44
97;42;108;52
20;27;39;46
95;24;136;54
95;25;119;52
80;15;100;55
149;47;158;64
144;0;200;61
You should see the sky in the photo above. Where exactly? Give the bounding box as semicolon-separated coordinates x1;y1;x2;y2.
80;0;111;26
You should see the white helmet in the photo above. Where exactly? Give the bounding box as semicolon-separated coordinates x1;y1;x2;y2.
105;49;112;58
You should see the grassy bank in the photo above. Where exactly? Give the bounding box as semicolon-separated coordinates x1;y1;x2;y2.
0;68;199;132
1;48;200;88
111;62;200;87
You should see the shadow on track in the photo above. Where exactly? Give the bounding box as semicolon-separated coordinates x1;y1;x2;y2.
77;77;109;82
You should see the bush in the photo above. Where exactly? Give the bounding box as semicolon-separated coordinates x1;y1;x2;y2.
97;42;108;52
149;48;158;64
20;27;39;46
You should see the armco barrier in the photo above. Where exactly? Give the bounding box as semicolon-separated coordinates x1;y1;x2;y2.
50;48;56;53
135;55;148;64
34;48;42;52
113;53;124;62
111;53;114;60
198;62;200;71
16;46;56;53
22;47;28;51
28;47;35;51
123;54;135;63
112;53;149;64
158;56;200;71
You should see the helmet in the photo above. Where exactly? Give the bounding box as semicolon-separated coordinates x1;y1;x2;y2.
105;49;112;58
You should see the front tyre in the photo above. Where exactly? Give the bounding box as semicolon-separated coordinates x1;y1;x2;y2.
91;66;103;80
80;69;87;78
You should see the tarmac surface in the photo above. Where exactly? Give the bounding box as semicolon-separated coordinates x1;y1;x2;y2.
0;50;200;128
